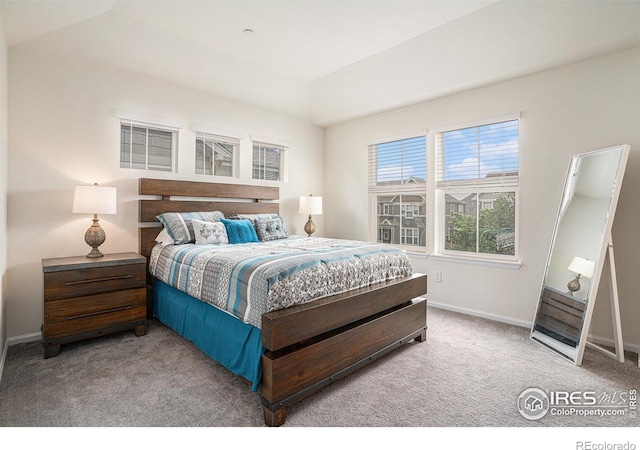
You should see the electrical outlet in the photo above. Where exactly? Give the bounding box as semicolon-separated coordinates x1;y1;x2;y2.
435;271;442;283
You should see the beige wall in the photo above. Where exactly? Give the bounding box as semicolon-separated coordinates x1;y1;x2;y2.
325;47;640;350
0;14;7;361
5;38;640;355
6;49;325;338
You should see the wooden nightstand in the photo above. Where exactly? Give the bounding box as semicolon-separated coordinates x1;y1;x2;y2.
42;252;147;358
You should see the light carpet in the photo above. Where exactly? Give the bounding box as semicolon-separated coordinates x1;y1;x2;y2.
1;306;638;429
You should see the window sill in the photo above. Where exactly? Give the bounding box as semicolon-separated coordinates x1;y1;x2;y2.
429;253;521;269
405;250;428;259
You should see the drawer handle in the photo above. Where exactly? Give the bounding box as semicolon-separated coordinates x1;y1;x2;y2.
65;275;133;286
66;305;133;320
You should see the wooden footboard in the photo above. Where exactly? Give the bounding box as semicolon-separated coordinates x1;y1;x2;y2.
260;273;427;426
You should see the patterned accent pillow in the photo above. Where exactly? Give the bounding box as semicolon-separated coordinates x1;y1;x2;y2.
192;219;229;245
229;213;281;226
254;217;288;241
156;211;225;244
220;218;259;244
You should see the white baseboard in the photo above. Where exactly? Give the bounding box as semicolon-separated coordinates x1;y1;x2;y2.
586;333;640;357
8;331;41;346
0;338;8;385
0;332;41;385
427;300;640;358
427;300;532;329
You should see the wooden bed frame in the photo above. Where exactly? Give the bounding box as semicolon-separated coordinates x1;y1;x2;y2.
138;178;428;426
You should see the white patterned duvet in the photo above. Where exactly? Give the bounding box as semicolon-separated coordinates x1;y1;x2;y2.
149;236;412;328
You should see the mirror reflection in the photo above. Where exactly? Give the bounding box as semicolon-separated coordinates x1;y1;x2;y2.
531;145;629;364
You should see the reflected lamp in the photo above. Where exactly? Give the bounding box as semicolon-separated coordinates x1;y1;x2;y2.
73;183;117;258
298;194;322;237
566;256;596;296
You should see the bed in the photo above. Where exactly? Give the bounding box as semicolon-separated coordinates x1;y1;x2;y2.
138;178;428;426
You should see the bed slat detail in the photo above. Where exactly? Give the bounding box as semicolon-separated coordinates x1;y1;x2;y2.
261;298;427;406
139;178;279;200
262;273;427;352
139;199;279;223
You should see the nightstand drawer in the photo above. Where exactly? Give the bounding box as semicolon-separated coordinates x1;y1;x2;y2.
44;263;146;301
43;288;146;340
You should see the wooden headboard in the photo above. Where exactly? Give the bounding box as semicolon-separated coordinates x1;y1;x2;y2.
138;178;279;258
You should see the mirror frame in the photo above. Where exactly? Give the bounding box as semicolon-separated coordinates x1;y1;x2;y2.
531;144;630;365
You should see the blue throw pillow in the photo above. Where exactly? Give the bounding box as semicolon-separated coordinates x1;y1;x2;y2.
221;218;259;244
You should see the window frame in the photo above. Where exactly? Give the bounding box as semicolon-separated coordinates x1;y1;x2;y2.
119;118;178;172
434;115;520;262
252;140;288;182
195;131;239;178
368;133;427;253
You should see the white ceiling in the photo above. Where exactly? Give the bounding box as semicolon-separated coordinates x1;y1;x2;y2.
2;0;640;126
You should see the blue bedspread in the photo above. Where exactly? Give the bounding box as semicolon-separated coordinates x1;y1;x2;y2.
153;280;264;391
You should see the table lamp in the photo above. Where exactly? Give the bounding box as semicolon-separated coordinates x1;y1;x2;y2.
567;256;596;296
72;183;117;258
299;194;322;237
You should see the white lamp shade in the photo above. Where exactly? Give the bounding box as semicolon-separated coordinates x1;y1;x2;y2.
72;185;117;215
567;256;596;279
299;195;323;215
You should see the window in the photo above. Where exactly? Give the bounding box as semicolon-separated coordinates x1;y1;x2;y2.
253;142;285;181
368;135;427;250
195;132;238;177
402;204;419;219
436;118;519;258
120;121;177;171
401;228;420;245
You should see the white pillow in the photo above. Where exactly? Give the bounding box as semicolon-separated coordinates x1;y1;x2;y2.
155;228;174;247
192;219;229;245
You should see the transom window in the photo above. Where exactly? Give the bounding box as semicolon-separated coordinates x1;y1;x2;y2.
120;120;177;172
195;132;238;177
252;142;285;181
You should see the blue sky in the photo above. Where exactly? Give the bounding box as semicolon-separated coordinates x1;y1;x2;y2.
375;120;518;184
443;120;519;181
376;135;426;184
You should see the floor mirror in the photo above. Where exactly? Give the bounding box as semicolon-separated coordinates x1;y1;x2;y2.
531;144;630;365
